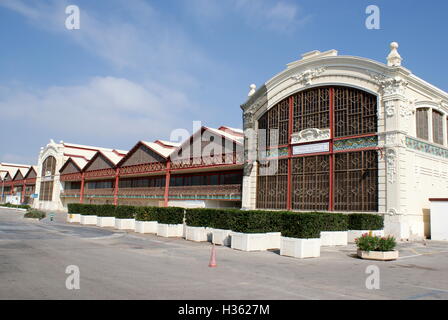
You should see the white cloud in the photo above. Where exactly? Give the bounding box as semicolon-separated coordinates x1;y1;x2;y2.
186;0;310;33
0;77;195;141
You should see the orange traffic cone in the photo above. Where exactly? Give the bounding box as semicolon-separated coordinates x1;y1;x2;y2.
209;244;217;268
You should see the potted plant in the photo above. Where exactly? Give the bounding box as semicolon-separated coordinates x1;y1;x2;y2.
279;213;322;259
67;203;82;223
78;204;98;225
185;209;214;242
156;207;185;238
355;233;398;261
96;204;116;227
319;213;349;246
114;205;136;230
135;207;158;234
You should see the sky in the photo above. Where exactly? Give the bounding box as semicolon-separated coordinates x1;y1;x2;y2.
0;0;447;165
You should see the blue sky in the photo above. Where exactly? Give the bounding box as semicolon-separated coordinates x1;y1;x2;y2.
1;0;447;164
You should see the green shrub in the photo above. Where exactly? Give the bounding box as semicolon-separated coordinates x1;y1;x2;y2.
348;214;384;230
185;208;216;227
135;206;158;221
95;204;116;217
319;213;349;231
24;209;46;220
279;212;323;239
355;234;396;251
155;207;184;224
229;210;283;233
115;205;137;219
67;203;82;214
0;203;31;209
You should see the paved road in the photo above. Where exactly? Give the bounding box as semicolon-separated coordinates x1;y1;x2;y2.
1;208;448;300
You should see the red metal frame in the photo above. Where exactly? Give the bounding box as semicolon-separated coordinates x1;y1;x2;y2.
164;160;171;207
329;87;335;211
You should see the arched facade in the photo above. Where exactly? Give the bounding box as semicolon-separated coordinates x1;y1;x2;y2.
255;86;379;212
241;45;448;241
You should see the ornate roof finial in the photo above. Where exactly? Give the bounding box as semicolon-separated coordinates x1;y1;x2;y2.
248;84;256;97
387;41;402;67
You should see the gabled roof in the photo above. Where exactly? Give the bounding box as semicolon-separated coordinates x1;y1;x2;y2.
83;150;126;171
12;168;28;181
174;125;244;153
141;141;178;159
23;166;38;180
59;157;84;174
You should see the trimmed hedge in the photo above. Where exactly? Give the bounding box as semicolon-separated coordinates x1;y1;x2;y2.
115;205;136;219
155;207;184;224
348;214;384;231
66;203;383;238
135;206;158;222
1;203;31;210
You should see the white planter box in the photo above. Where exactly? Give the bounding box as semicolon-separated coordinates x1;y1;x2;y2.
212;229;232;246
266;232;282;249
230;232;267;251
135;221;158;234
157;223;184;237
80;215;98;225
320;231;348;246
67;213;81;223
96;217;116;227
115;218;136;230
348;230;384;243
357;249;399;261
280;237;321;259
185;226;209;242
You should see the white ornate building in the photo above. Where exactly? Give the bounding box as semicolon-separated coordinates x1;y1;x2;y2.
241;42;448;241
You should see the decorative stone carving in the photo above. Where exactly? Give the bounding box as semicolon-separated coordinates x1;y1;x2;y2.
380;76;408;96
385;102;395;117
291;128;331;144
386;149;397;184
367;71;388;84
290;67;326;86
388;208;398;216
387;42;402;67
248;84;256;97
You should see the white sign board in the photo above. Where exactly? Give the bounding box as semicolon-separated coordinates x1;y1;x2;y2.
292;142;330;155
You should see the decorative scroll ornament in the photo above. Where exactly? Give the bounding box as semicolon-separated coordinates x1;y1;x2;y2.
290;67;327;86
291;128;331;144
386;149;397;184
388;208;398;216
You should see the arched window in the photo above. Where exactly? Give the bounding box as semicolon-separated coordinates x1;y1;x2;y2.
416;108;429;140
256;86;378;212
41;156;57;177
432;110;444;145
39;156;57;201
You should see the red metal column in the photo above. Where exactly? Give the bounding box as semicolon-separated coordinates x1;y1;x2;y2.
21;181;26;204
329;88;335;211
79;172;85;204
113;168;119;206
163;160;171;207
287;96;293;211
